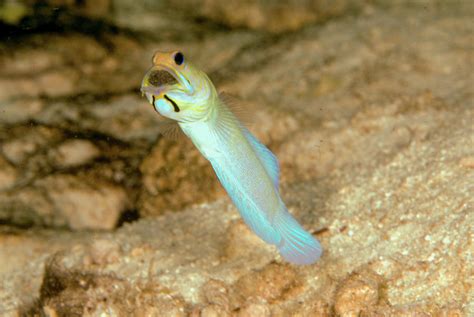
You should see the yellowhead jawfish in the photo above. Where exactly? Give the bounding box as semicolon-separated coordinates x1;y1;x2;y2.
141;51;322;265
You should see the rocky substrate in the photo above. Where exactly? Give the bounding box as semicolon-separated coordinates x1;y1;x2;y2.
0;1;472;316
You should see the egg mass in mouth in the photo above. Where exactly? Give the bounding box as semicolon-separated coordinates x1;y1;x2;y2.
148;70;178;86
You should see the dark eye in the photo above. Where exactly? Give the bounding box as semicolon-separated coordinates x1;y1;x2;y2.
174;52;184;65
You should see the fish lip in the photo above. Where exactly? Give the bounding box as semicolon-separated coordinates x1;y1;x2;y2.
140;85;166;101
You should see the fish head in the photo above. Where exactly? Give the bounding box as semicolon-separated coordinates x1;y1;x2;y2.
141;50;217;122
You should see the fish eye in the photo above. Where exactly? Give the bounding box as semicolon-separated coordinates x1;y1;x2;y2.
174;52;184;65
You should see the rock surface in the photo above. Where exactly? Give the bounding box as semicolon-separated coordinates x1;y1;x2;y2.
0;1;473;316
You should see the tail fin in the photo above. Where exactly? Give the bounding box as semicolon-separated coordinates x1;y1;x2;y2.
273;208;322;265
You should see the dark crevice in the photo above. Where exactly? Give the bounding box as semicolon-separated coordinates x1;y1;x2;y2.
60;128;133;148
192;15;237;33
0;3;132;43
116;209;140;227
40;88;142;106
209;6;365;82
0;120;133;148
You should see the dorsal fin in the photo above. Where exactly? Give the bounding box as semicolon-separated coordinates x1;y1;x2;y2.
242;129;280;190
217;93;280;190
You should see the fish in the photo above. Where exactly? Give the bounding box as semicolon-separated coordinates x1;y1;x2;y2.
141;50;322;265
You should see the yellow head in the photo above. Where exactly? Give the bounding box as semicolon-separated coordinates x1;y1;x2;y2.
141;51;218;123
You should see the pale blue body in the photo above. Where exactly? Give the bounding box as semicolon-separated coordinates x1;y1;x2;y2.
179;103;322;265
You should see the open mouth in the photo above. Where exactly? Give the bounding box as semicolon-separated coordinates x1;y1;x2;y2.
141;68;181;112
